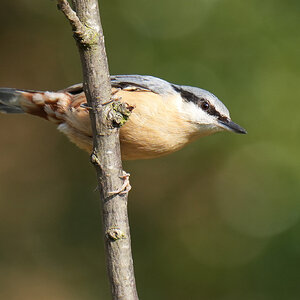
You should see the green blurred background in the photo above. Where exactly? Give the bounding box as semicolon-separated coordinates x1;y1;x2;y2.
0;0;299;299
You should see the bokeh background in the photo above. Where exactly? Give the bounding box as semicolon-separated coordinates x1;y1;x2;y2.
0;0;299;299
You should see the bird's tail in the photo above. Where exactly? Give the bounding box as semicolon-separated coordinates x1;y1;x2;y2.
0;88;78;124
0;86;94;152
0;88;25;114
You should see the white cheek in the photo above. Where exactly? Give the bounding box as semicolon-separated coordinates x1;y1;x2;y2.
176;98;213;125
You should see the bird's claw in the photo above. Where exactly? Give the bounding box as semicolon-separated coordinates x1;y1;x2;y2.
108;171;131;196
102;89;123;106
80;103;92;110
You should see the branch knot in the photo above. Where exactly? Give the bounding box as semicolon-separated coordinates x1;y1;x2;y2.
106;228;126;241
57;0;99;48
90;152;101;166
74;25;99;48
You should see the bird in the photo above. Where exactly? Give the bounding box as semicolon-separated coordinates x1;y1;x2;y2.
0;75;246;160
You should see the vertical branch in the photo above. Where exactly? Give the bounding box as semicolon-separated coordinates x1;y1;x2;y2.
56;1;139;299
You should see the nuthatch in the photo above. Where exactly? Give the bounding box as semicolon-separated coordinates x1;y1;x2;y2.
0;75;246;160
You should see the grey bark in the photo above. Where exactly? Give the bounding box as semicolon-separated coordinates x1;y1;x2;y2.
56;1;139;299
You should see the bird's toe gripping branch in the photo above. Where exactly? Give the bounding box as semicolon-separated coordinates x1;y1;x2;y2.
108;171;131;196
91;152;131;196
100;89;122;106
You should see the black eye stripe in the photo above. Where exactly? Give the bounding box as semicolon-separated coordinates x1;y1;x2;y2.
172;85;227;120
172;85;198;103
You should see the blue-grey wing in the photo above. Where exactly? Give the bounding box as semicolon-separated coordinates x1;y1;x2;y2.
110;75;176;96
62;75;177;96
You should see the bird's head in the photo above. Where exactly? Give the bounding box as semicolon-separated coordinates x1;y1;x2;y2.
172;84;247;136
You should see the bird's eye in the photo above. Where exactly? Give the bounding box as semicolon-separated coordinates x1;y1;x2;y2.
201;101;210;110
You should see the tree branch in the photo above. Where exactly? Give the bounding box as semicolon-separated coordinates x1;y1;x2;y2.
57;1;139;299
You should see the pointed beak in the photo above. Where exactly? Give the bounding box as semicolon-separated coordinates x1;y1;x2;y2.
218;118;247;134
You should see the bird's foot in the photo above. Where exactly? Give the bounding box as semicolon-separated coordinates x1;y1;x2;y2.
102;89;123;106
108;171;131;196
80;103;92;110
